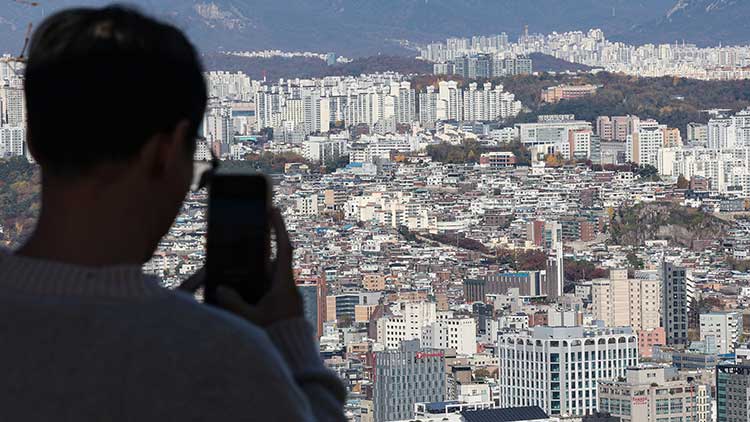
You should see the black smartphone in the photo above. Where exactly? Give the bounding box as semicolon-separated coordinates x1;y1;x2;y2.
204;173;271;305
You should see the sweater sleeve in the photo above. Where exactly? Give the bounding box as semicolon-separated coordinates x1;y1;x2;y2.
264;318;348;422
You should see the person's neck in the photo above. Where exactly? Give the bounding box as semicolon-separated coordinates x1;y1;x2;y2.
17;188;153;268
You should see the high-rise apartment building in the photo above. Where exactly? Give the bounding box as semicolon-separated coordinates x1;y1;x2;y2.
372;340;446;422
0;81;25;127
706;109;750;150
497;326;638;417
202;105;233;147
626;119;665;167
687;122;709;144
716;362;750;422
661;262;693;346
392;81;416;125
418;86;443;129
598;366;710;422
591;269;660;332
707;117;736;150
563;128;593;159
596;115;640;142
438;80;463;121
662;127;683;148
0;126;25;157
700;311;744;355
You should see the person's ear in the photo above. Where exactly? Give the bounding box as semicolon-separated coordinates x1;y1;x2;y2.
146;119;192;180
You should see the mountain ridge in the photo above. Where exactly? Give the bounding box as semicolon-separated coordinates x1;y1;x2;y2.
1;0;747;57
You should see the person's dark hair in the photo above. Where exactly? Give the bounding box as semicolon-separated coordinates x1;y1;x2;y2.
24;5;207;177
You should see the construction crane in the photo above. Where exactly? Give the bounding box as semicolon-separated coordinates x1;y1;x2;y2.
3;0;40;79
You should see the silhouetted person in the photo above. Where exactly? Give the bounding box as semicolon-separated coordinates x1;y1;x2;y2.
0;6;346;421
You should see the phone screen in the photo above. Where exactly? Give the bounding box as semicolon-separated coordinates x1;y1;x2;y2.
205;175;270;305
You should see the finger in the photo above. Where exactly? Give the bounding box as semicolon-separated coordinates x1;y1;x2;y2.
215;286;262;321
177;268;205;293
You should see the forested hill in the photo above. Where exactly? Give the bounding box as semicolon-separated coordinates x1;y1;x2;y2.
501;72;750;136
0;158;39;248
202;54;432;81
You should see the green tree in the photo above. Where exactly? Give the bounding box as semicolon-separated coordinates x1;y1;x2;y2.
636;164;660;181
626;251;644;270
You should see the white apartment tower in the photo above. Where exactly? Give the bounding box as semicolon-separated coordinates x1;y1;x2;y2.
707;117;736;150
394;82;416;125
418;86;441;129
202;106;233;145
438;80;462;121
700;311;743;354
0;126;24;157
626;119;664;167
0;82;25;127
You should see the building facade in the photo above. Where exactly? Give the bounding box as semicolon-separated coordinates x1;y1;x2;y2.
497;326;638;417
372;341;446;422
700;311;744;355
662;262;693;346
591;269;660;332
716;362;750;422
598;366;710;422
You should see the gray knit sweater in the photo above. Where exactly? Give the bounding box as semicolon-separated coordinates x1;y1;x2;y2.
0;250;347;421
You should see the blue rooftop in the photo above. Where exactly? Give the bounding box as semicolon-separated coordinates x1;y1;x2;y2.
462;406;549;422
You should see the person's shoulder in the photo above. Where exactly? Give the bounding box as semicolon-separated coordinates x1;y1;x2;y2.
160;288;269;344
153;289;294;374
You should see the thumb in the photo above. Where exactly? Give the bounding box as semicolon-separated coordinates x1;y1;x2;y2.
215;286;264;322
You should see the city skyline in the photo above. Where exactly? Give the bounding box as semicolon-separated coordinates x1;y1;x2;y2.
2;3;750;422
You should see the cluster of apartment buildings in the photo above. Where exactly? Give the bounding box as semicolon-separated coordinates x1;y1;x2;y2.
419;29;750;80
655;108;750;197
432;54;532;79
253;75;522;143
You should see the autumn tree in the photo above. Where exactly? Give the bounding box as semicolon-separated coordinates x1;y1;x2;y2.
676;174;689;189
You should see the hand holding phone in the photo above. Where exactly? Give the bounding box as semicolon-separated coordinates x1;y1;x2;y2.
204;174;271;305
213;208;304;327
